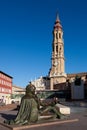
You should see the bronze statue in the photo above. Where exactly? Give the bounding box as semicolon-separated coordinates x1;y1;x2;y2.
4;82;66;125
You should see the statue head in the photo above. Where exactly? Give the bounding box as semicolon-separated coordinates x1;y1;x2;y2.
75;75;81;86
26;82;36;94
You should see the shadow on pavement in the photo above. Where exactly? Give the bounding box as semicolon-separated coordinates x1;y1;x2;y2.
0;113;16;120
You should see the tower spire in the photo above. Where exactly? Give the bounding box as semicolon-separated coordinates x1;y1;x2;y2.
54;12;62;29
56;12;60;21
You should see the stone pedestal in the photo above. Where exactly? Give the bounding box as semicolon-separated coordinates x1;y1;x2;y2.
55;103;70;115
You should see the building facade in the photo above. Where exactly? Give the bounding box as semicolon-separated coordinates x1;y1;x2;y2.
11;85;25;104
0;71;13;104
31;76;50;90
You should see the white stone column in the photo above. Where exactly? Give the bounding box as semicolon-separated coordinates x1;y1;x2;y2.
50;78;54;90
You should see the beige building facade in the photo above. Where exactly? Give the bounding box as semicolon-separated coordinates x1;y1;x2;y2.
31;76;50;90
11;85;25;104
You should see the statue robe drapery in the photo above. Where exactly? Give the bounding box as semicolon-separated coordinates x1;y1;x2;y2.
13;96;38;125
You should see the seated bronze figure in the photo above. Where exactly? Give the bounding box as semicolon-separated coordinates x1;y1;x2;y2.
4;82;66;125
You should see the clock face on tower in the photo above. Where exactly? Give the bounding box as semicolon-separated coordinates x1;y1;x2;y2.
54;61;59;66
55;62;57;66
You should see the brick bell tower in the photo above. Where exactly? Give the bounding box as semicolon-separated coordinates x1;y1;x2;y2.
49;14;67;90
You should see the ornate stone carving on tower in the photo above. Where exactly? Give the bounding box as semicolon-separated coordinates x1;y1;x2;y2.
49;14;67;90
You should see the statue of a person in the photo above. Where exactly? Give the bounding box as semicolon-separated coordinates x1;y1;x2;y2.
4;82;39;125
75;75;81;86
4;82;66;125
14;82;39;125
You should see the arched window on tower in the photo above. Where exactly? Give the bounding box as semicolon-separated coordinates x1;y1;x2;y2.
59;33;61;39
56;45;58;52
56;33;58;39
60;46;61;50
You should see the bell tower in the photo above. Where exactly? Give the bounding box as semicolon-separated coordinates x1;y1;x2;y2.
49;14;67;90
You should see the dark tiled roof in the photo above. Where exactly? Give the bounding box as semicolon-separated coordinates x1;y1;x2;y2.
43;76;50;80
67;72;87;78
0;71;13;78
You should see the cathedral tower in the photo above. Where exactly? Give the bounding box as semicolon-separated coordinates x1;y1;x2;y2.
49;14;67;90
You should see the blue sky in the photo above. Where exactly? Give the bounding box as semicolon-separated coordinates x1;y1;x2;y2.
0;0;87;87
